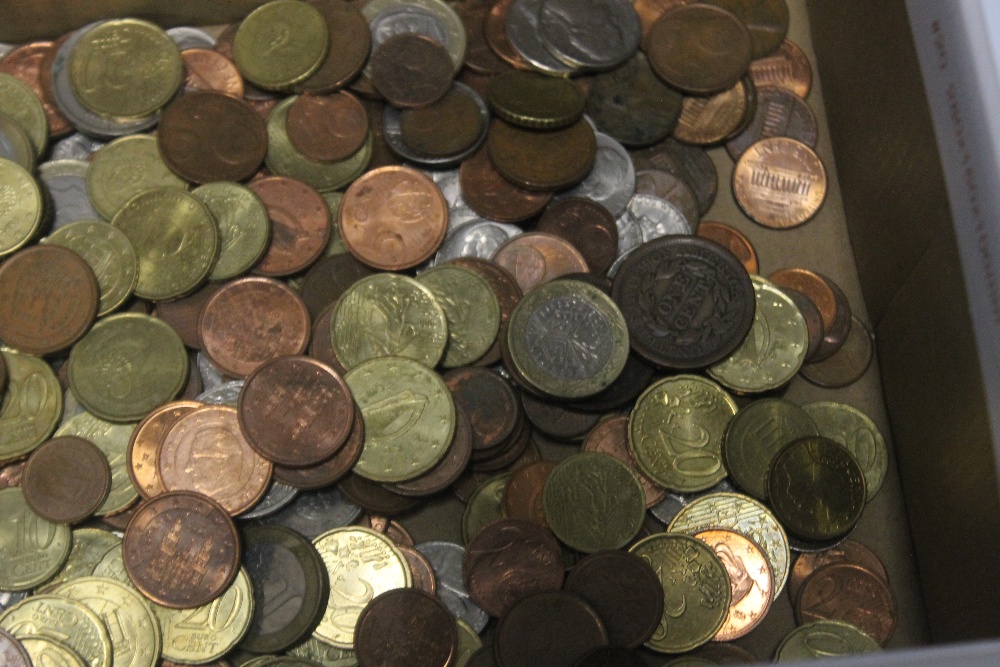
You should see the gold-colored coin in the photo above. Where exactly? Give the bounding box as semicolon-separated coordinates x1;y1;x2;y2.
233;0;331;90
461;473;510;545
47;527;121;589
312;527;412;648
192;182;271;281
0;488;71;590
0;595;111;667
19;637;88;667
416;264;500;368
56;412;139;515
0;73;48;157
803;401;888;501
87;135;188;221
44;220;139;316
0;347;62;462
0;111;35;170
629;375;737;493
91;544;129;586
774;620;881;662
0;157;44;257
455;619;483;667
68;19;183;119
289;637;359;666
344;356;455;483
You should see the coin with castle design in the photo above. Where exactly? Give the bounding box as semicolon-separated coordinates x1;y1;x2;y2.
733;137;827;229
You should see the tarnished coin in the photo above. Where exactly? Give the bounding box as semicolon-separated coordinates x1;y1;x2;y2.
788;540;889;602
586;53;682;147
629;137;717;215
748;39;812;99
538;0;641;70
486;70;585;130
582;415;665;507
726;85;817;159
692;529;773;641
673;79;750;146
0;487;71;590
502;461;555;526
370;33;454;108
733;136;827;228
355;588;457;667
55;412;139;516
803;402;887;501
233;0;330;89
182;47;244;96
487;118;597;191
701;0;789;59
249;175;331;277
287;92;369;163
22;436;110;524
272;405;365;490
800;316;874;388
400;86;486;158
296;0;372;93
695;221;758;274
536;198;619;275
796;563;896;646
495;591;609;667
459;148;553;224
774;620;881;662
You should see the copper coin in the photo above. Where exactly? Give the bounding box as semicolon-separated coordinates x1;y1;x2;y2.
273;404;364;489
286;92;369;163
401;87;485;157
503;461;556;527
158;91;267;184
536;198;618;275
0;41;71;136
733;136;827;228
633;0;688;37
370;33;454;109
101;500;140;531
199;276;311;378
182;48;244;97
238;356;354;467
629;136;717;215
485;0;533;70
471;413;532;473
390;406;474;497
248;176;331;277
339;474;420;515
0;460;25;489
582;415;665;508
696;221;759;274
788;540;889;602
300;253;376;320
783;287;825;362
487;118;597;192
454;439;540;503
564;550;663;649
796;562;897;646
458;0;510;75
307;301;349;375
463;518;564;617
694;528;773;641
153;282;222;349
398;545;438;595
816;275;853;362
444;367;520;453
22;436;111;524
749;39;813;99
673;79;750;145
492;232;590;294
768;268;838;336
726;85;817;160
520;394;599;442
495;591;608;667
339;166;448;270
0;245;99;356
214;23;237;59
701;0;789;59
800;316;874;388
460;147;552;224
127;400;203;500
295;0;372;93
123;490;241;608
361;514;416;547
355;588;457;667
360;98;403;169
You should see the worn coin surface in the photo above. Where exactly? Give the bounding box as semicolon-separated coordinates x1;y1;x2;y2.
86;134;188;222
538;0;641;71
487;118;596;191
459;147;552;224
486;70;584;130
370;33;454;108
354;588;457;667
494;591;609;667
492;232;589;295
796;563;896;646
788;540;889;602
0;348;63;461
249;175;331;277
586;53;682;147
55;412;139;516
417;264;501;368
803;402;887;501
800;316;874;388
272;405;365;490
287;92;369;163
22;436;110;524
726;85;817;159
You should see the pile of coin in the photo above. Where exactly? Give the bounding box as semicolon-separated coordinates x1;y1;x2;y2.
0;0;898;665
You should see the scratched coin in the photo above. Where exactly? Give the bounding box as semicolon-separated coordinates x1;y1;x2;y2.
354;588;458;667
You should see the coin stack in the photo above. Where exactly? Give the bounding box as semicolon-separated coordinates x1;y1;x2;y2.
0;0;896;666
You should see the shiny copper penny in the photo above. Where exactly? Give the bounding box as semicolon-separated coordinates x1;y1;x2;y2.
158;91;267;184
153;282;222;349
444;367;520;453
370;33;454;109
800;316;874;388
199;276;311;378
0;41;71;136
0;460;24;488
503;461;556;527
123;490;241;608
463;518;564;617
355;588;457;667
536;198;618;275
182;48;244;97
401;87;484;157
249;176;331;276
22;436;111;524
733;136;827;228
339;166;448;270
694;528;773;641
788;540;889;602
485;0;533;70
582;415;665;508
492;232;590;294
295;0;372;93
127;400;203;500
487;118;597;192
696;221;759;274
749;38;812;99
0;245;98;356
495;591;609;667
286;92;369;162
398;545;438;595
238;356;354;467
390;406;473;497
796;563;897;646
273;404;364;489
460;148;552;224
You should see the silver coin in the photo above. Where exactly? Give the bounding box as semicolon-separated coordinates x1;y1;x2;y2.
38;160;100;230
51;132;105;161
448;205;482;233
416;541;489;632
259;487;362;538
427;169;465;208
613;209;643;255
629;193;691;242
506;0;577;75
362;0;466;73
634;169;699;229
0;591;28;614
0;44;14;60
538;0;641;71
197;380;244;407
556;132;634;217
58;388;88;430
435;220;522;264
371;5;451;50
240;482;300;520
167;26;216;51
196;352;226;393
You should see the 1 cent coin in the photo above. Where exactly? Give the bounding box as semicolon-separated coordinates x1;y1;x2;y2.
487;118;596;191
459;147;552;224
286;92;368;163
22;436;111;524
181;48;244;97
370;33;454;108
249;176;331;277
295;0;372;93
788;540;888;602
733;137;827;229
537;198;619;275
272;404;365;489
492;232;589;294
127;401;203;499
355;588;457;667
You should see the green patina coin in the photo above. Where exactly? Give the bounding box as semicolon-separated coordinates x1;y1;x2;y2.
0;488;71;590
20;637;89;667
0;594;111;667
454;619;483;667
332;273;448;370
111;188;219;300
47;527;121;589
44;220;139;316
629;533;731;654
0;347;62;461
86;134;188;221
708;276;808;393
628;375;737;493
233;0;330;90
67;314;187;422
461;473;510;545
774;620;881;662
0;73;48;157
803;402;888;501
0;111;36;170
417;264;500;368
722;398;818;501
507;279;630;399
289;637;358;666
487;70;585;130
0;157;44;257
344;356;455;483
56;412;139;515
543;452;645;553
192;182;271;281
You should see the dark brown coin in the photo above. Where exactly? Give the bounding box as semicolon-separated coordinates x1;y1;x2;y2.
788;540;888;602
492;232;590;294
582;415;665;508
249;176;331;277
487;118;597;191
782;287;825;362
696;221;758;274
182;48;244;97
444;367;520;454
630;137;717;215
645;4;753;95
495;591;608;667
401;87;484;157
634;169;700;226
800;316;874;388
536;198;618;275
460;148;552;224
158;91;266;184
296;0;372;93
726;85;817;159
360;98;403;169
463;518;564;617
101;500;140;531
273;404;364;489
339;474;420;515
454;439;541;503
299;253;375;320
611;235;755;369
398;545;438;595
355;588;457;667
153;282;222;349
0;345;6;396
123;490;240;608
471;413;532;473
22;436;111;524
564;550;664;649
286;92;369;162
796;563;897;646
0;245;99;356
238;356;354;467
389;406;473;497
468;647;499;667
701;0;789;59
573;647;645;667
768;268;837;341
486;71;585;130
632;0;686;36
748;38;812;99
565;353;655;413
503;461;556;527
457;0;510;75
817;275;853;361
520;394;599;442
370;33;454;109
199;276;311;378
307;301;349;375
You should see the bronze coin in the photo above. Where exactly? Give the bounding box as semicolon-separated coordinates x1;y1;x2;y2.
249;176;331;277
782;287;825;362
816;274;853;362
338;166;448;270
153;282;222;349
199;276;311;378
307;301;349;375
101;500;140;532
295;0;372;93
696;221;758;274
485;0;533;70
633;0;688;37
401;87;484;157
123;490;241;608
238;356;354;467
536;198;619;275
339;474;421;515
370;33;454;109
768;268;838;337
645;4;753;96
487;118;597;192
22;436;111;524
453;440;541;503
214;23;237;59
800;316;874;388
355;588;457;667
158;91;267;183
470;414;532;473
502;461;556;527
300;253;375;319
449;257;523;366
459;148;552;224
127;400;203;500
444;367;520;453
0;460;25;489
582;415;665;508
634;169;699;225
796;562;897;646
520;394;599;442
0;41;71;137
182;48;244;97
733;136;827;229
492;232;590;294
360;98;403;169
398;545;438;595
788;540;888;603
726;85;817;160
458;0;510;75
361;514;416;547
273;404;364;489
286;92;369;163
564;550;664;649
629;136;717;215
389;406;474;497
749;38;812;99
495;591;608;667
0;245;99;356
700;0;789;59
673;79;750;146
